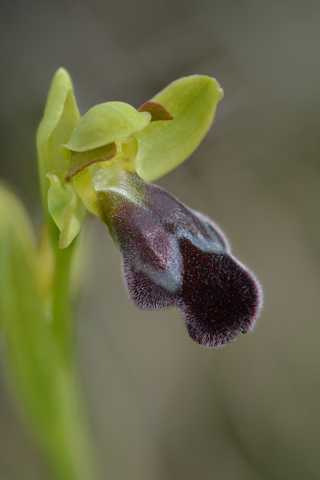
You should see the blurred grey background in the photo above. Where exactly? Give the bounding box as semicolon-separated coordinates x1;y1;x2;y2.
1;0;320;479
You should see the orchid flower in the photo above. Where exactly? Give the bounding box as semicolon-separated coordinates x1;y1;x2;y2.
37;68;262;348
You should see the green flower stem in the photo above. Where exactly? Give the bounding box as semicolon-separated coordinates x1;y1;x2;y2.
44;366;99;480
50;241;99;479
51;242;75;361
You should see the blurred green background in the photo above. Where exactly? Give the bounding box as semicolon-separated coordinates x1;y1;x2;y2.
1;0;320;479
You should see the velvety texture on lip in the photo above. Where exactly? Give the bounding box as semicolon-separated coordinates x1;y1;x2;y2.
97;172;262;347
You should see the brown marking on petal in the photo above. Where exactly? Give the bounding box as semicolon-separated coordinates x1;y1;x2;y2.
138;101;174;121
65;142;117;182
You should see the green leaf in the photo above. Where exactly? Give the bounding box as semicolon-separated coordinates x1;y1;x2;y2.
0;183;35;265
0;187;96;478
36;68;81;244
1;231;97;480
135;75;223;181
0;183;36;330
47;172;86;249
61;101;151;153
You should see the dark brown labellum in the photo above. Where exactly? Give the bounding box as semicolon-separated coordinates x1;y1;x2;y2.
97;172;262;347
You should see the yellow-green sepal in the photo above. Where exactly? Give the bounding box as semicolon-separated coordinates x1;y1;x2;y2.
36;68;81;244
134;75;223;181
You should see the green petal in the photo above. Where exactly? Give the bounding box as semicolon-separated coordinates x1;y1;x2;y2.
47;173;86;249
135;75;223;181
62;102;151;153
36;68;81;243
